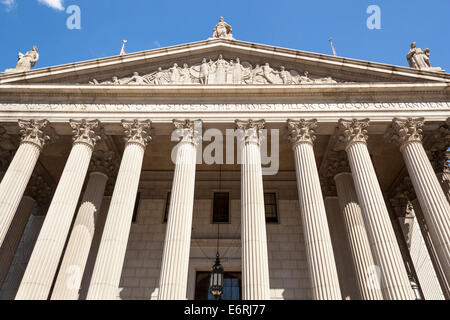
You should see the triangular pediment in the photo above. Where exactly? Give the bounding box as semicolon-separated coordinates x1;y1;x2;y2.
1;38;449;85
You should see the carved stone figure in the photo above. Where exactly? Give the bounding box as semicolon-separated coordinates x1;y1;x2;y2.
199;58;210;84
4;46;39;73
181;63;192;84
169;63;181;84
212;17;233;39
154;67;169;85
252;64;265;84
232;58;245;84
88;55;340;86
262;63;277;84
407;42;443;72
279;66;291;84
215;54;227;84
124;72;148;85
407;42;430;69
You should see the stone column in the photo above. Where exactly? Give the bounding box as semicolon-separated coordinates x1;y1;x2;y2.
411;199;450;298
429;119;450;202
0;214;44;300
287;119;341;300
387;118;450;289
51;151;114;300
0;174;53;288
233;119;270;300
16;120;101;300
0;120;49;250
87;120;151;300
338;119;414;300
158;120;200;300
0;196;35;288
334;172;384;300
323;195;359;300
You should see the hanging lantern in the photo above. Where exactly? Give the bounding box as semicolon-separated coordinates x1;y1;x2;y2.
209;252;224;300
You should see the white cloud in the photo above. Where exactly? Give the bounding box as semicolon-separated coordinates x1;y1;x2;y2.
37;0;64;11
1;0;16;11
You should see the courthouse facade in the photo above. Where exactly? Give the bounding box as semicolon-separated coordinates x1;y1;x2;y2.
0;20;449;300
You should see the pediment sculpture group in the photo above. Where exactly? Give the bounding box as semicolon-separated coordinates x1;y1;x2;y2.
89;55;338;86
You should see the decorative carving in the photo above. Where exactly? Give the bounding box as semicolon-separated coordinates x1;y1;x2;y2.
320;176;337;197
122;119;152;147
3;46;39;74
427;119;450;174
407;42;443;72
172;119;202;146
235;119;265;145
90;150;117;176
69;119;101;148
212;17;233;40
25;174;53;215
386;117;424;148
325;150;350;177
89;55;339;86
337;119;370;149
287;119;318;146
18;119;50;149
389;174;416;218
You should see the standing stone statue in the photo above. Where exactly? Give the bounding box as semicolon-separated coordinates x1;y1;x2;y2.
406;42;443;72
212;17;233;39
232;58;245;84
4;46;39;73
215;54;227;84
199;58;210;84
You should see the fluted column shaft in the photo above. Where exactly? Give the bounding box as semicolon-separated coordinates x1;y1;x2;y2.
0;196;35;288
436;173;450;203
288;119;341;300
0;214;44;300
16;120;100;300
236;120;270;300
0;120;48;250
51;171;108;300
387;117;450;293
158;120;199;300
401;142;450;286
87;120;151;300
294;144;341;299
334;172;383;300
339;119;413;300
346;143;413;299
411;199;450;298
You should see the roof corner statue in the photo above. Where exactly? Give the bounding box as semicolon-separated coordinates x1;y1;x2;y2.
212;16;233;40
3;46;39;74
406;42;444;72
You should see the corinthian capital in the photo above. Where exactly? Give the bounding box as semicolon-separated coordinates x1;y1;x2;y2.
326;150;350;177
386;118;424;148
18;119;50;149
25;174;53;213
235;119;265;145
287;119;317;147
90;150;117;176
70;119;101;148
172;119;202;146
337;119;370;149
122;119;152;147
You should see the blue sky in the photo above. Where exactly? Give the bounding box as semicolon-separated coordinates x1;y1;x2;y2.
0;0;449;73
